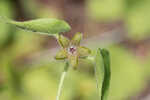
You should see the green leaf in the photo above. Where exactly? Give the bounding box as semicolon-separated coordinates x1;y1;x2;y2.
95;48;111;100
0;17;71;36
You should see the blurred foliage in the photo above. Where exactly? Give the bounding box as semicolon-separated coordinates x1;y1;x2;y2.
21;0;60;18
0;0;16;49
87;0;124;21
87;0;150;40
108;46;146;100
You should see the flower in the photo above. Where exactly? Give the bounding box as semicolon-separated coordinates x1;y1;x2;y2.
55;32;91;69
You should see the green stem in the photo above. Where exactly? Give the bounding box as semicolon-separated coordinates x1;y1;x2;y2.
56;62;69;100
53;34;59;40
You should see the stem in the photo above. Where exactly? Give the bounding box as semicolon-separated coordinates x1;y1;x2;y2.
56;72;66;100
56;62;69;100
53;34;62;48
53;34;59;40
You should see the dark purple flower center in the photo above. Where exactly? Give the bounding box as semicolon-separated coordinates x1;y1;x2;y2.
68;46;76;54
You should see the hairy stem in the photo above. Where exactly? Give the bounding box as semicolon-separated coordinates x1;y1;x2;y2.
56;62;69;100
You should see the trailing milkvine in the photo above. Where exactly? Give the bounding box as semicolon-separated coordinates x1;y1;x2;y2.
0;16;111;100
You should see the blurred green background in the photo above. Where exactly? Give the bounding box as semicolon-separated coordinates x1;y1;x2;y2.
0;0;150;100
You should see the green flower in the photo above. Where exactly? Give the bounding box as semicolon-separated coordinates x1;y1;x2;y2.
55;32;91;69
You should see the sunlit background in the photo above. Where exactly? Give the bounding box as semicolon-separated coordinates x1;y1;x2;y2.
0;0;150;100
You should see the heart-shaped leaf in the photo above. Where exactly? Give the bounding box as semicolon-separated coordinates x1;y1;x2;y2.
0;17;71;36
95;48;111;100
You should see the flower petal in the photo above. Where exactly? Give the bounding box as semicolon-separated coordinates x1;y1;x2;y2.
68;55;78;69
55;49;67;60
58;35;70;48
77;46;91;58
71;32;82;46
